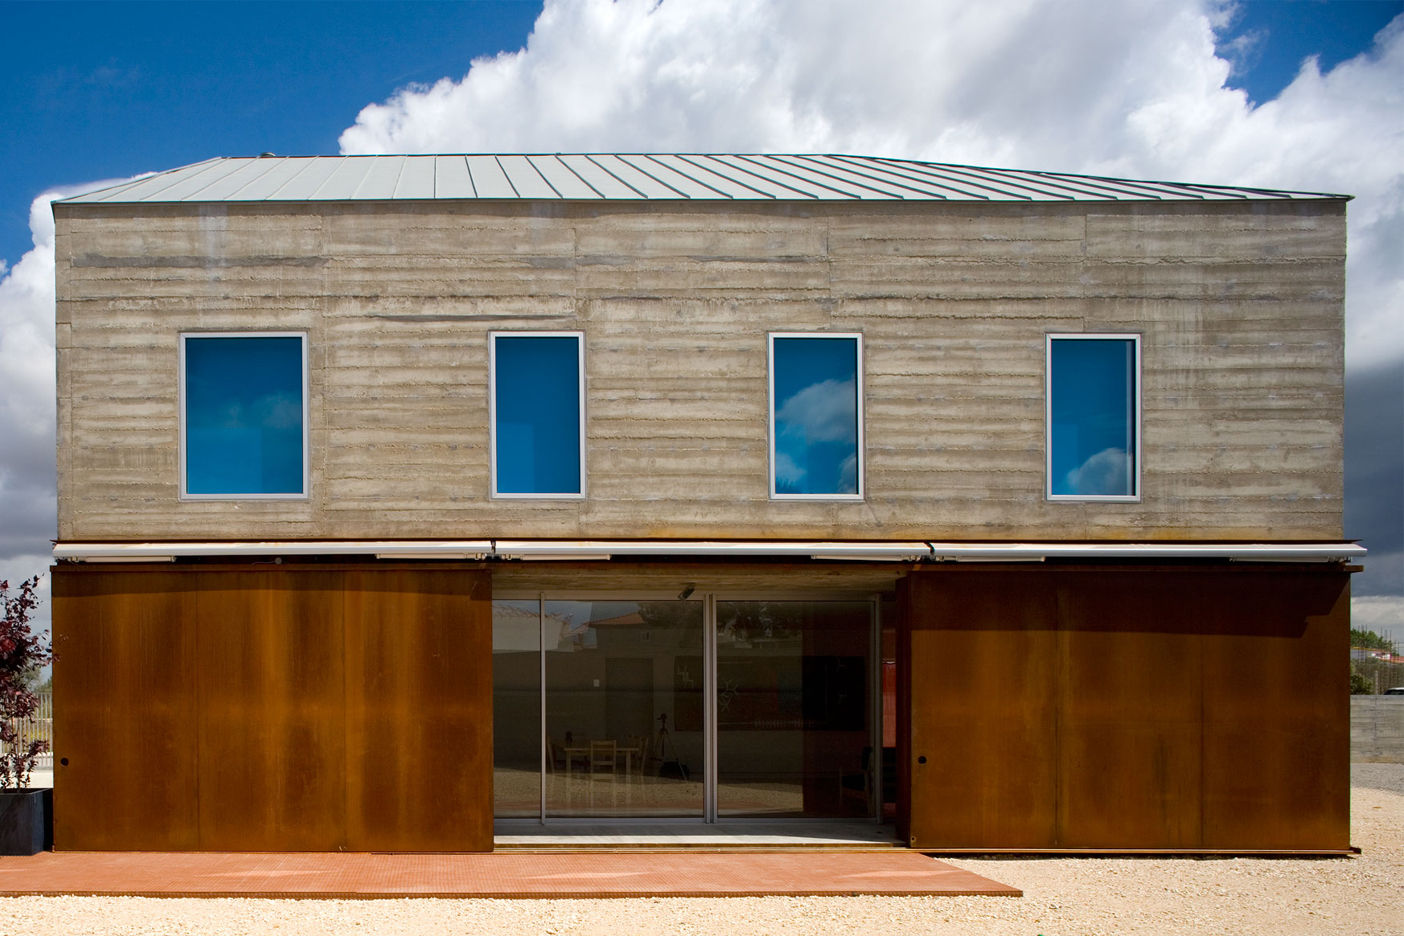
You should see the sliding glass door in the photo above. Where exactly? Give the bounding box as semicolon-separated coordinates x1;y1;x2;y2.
493;594;874;822
715;601;874;818
543;599;704;818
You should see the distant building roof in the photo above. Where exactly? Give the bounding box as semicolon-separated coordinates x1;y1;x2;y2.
57;154;1348;205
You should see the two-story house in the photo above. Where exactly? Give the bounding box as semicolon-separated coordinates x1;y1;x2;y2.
50;154;1362;853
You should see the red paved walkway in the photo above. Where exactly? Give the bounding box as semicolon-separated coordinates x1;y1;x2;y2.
0;851;1019;898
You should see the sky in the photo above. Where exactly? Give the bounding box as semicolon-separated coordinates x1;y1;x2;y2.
1;0;1401;639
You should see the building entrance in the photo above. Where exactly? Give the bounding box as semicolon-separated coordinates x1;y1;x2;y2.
492;595;877;823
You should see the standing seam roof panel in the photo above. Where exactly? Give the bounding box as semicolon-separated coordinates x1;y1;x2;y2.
219;157;310;200
177;158;282;201
632;155;744;198
107;159;235;202
353;156;409;199
802;155;959;199
434;156;476;198
496;155;558;198
827;157;1000;200
464;156;516;198
742;154;905;199
394;156;437;199
54;155;1350;204
708;155;839;198
587;155;686;198
310;157;375;200
562;155;647;198
530;156;602;199
769;155;920;199
268;158;345;199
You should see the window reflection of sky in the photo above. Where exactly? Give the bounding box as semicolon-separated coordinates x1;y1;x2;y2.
184;336;303;495
772;337;860;496
494;335;581;495
1049;338;1136;497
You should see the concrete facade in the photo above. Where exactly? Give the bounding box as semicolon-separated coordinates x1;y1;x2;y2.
54;198;1345;543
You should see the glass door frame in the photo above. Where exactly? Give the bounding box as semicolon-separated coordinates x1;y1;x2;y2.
493;589;882;825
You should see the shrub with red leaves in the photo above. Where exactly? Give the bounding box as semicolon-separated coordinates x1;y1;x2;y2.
0;576;52;789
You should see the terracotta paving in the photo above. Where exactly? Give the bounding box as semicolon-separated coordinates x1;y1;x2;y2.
0;850;1020;899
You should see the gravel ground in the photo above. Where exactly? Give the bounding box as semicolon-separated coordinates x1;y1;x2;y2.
2;764;1400;936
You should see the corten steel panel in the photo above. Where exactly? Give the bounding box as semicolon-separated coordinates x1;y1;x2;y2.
194;571;347;850
51;567;200;850
903;565;1351;851
343;569;493;851
905;572;1059;848
1054;573;1204;848
1199;571;1350;850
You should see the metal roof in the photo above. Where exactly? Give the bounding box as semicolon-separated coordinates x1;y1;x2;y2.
58;154;1348;205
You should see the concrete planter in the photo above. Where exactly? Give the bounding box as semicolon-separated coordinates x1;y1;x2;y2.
0;789;53;855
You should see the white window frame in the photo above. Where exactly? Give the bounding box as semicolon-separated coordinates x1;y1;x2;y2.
179;331;309;501
489;330;587;500
1045;332;1142;503
768;332;865;501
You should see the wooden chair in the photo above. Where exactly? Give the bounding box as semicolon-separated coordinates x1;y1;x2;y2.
545;739;563;774
589;739;617;778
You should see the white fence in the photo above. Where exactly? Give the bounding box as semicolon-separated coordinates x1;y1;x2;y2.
4;690;52;769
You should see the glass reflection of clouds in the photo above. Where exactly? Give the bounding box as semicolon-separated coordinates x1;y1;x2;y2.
1048;336;1139;499
182;334;305;496
771;335;862;497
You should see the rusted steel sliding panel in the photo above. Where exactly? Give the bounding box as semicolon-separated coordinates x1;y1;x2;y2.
344;568;494;852
903;565;1351;852
905;571;1058;848
51;563;494;852
51;566;200;850
1199;570;1350;850
194;570;347;850
1055;573;1204;848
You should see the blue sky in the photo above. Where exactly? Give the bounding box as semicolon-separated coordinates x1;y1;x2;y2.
1;0;1401;631
0;1;541;266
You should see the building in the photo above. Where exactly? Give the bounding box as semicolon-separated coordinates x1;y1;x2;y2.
50;154;1362;853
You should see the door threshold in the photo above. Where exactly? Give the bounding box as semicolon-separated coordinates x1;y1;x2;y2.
494;820;903;851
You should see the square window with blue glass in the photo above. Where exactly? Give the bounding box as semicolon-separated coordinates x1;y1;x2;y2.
770;334;863;498
1046;334;1140;500
181;334;307;498
491;333;584;497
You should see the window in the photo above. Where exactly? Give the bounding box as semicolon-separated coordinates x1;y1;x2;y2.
769;333;863;499
180;333;307;499
1046;334;1140;500
490;332;585;498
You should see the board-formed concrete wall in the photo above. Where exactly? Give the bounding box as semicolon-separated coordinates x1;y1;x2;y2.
1352;697;1404;763
54;198;1346;542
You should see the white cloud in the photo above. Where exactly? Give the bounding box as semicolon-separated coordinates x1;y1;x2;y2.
342;0;1403;373
777;378;857;444
1353;594;1404;646
0;179;140;562
1065;447;1132;497
0;556;53;643
773;451;804;487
